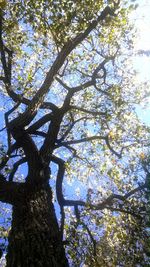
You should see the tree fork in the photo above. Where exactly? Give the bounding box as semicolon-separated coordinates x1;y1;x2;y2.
4;125;69;266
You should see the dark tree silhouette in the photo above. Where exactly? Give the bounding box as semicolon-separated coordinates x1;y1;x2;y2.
0;1;149;266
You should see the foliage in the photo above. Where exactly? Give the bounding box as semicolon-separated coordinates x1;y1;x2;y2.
0;0;149;266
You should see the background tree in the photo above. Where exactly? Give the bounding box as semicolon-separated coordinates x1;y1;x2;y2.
0;0;149;266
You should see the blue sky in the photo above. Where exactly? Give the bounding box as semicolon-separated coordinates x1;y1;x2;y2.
132;0;150;125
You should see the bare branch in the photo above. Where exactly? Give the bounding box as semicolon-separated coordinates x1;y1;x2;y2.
40;110;63;160
70;105;107;116
74;206;97;256
0;126;6;132
94;183;148;210
59;116;88;142
82;222;97;256
0;16;11;84
56;77;93;93
59;135;106;146
105;135;122;158
62;183;148;213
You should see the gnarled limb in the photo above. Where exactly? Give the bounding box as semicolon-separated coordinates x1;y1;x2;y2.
10;128;44;182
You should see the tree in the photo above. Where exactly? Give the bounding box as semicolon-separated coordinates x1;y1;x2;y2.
0;0;149;266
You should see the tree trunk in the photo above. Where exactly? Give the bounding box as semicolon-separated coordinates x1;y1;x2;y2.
6;182;69;267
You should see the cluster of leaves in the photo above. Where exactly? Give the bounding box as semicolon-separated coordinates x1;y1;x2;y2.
63;161;150;266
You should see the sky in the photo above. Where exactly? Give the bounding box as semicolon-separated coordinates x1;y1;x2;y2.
132;0;150;124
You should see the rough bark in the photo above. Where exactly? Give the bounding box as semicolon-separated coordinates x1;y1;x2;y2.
6;181;69;267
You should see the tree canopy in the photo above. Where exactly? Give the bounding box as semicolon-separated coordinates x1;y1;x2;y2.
0;0;149;266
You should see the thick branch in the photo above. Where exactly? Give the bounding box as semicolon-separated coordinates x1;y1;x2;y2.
51;155;65;206
40;111;63;160
9;158;27;182
5;103;20;150
27;113;53;133
31;131;47;138
10;128;43;182
40;91;75;158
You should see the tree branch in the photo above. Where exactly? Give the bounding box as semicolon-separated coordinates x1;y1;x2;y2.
56;77;93;93
9;157;27;182
0;143;19;171
0;15;11;84
59;135;106;146
10;128;44;182
82;222;97;256
59;116;88;142
40;110;63;160
50;155;65;206
105;135;123;158
4;103;20;150
74;206;97;256
93;183;148;210
61;183;148;213
27;113;53;133
30;131;47;138
8;6;116;129
70;105;107;116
